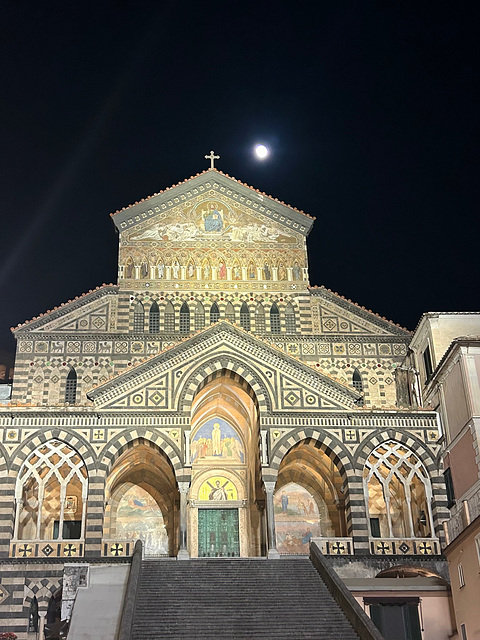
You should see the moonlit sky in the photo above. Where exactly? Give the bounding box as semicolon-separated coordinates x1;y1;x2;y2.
0;3;478;354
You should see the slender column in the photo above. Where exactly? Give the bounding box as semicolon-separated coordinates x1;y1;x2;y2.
385;497;393;538
264;482;280;559
38;612;46;640
405;497;415;537
177;482;190;559
13;499;23;539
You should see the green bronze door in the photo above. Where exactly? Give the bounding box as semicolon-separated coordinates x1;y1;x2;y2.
198;509;240;557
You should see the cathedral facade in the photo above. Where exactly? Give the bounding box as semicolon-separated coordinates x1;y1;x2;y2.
0;167;449;637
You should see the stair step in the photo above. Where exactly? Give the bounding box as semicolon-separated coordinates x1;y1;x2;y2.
131;558;360;640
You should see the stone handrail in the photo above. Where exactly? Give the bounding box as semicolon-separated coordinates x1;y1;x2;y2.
117;539;143;640
309;541;385;640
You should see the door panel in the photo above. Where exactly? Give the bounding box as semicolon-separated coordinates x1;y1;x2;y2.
198;509;240;557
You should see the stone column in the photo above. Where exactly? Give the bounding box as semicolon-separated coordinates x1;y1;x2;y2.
38;612;46;640
264;482;280;559
177;482;190;560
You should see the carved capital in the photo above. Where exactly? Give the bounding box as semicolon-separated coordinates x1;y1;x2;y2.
264;481;276;494
178;482;190;495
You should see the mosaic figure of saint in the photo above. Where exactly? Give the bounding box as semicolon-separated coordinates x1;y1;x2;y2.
203;263;210;279
208;479;228;500
218;261;227;279
187;263;195;278
293;263;301;280
125;260;134;279
172;259;180;279
212;422;222;455
140;260;149;278
278;263;286;281
203;204;223;233
233;265;241;280
157;263;165;278
263;262;271;280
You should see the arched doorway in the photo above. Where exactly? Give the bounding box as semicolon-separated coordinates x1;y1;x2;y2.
274;440;348;554
188;372;263;557
104;442;179;556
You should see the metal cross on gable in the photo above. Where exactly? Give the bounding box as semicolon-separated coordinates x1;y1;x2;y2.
205;150;220;169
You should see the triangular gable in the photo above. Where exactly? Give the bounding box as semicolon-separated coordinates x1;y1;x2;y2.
88;322;360;412
311;286;410;337
12;285;118;334
111;169;315;239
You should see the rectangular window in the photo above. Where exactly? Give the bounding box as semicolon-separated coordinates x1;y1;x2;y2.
458;563;465;588
475;534;480;566
370;517;381;538
423;344;434;382
461;623;467;640
444;467;455;508
369;601;422;640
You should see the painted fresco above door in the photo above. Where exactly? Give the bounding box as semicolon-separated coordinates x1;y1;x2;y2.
191;418;244;464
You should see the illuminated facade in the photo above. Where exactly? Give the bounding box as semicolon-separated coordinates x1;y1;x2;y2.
0;167;456;638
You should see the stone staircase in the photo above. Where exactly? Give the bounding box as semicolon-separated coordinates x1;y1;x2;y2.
131;558;360;639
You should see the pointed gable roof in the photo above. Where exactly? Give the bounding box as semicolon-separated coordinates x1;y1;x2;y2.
110;168;315;237
12;284;118;333
87;321;360;412
310;286;411;336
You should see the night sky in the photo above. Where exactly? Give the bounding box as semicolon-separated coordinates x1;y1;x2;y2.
1;2;478;354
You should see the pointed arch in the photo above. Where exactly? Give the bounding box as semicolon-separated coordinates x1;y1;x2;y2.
270;302;280;334
140;257;149;279
15;440;88;542
352;368;363;393
179;301;190;334
164;300;175;332
225;301;235;323
285;301;296;334
255;302;265;332
195;301;205;330
364;440;434;539
133;301;145;333
240;302;251;331
201;257;211;280
124;257;135;279
210;302;220;324
65;368;77;405
149;301;160;334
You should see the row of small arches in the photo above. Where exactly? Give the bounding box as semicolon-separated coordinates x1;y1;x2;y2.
123;257;304;281
133;300;296;334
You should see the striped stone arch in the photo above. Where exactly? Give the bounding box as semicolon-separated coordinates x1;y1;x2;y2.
353;429;438;474
98;431;183;474
0;442;9;473
9;429;96;475
177;356;271;414
270;428;353;478
24;578;61;608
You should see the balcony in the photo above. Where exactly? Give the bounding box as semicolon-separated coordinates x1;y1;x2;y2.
445;485;480;546
10;539;84;558
369;537;440;556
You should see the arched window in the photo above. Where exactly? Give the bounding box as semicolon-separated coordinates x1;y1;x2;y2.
164;301;175;333
65;368;77;405
133;301;145;333
240;302;251;331
195;302;205;330
210;302;220;324
149;301;160;333
364;441;433;539
225;301;235;323
16;440;88;541
285;302;296;334
179;302;190;333
255;303;265;333
270;303;281;334
353;368;363;393
28;596;39;632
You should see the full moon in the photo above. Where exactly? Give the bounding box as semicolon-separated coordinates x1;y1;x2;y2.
254;144;269;159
